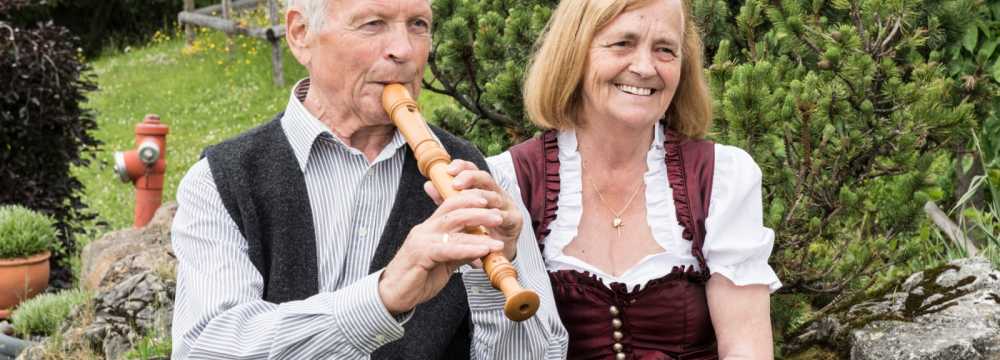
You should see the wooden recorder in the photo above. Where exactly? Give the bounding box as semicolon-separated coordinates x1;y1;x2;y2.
382;83;540;322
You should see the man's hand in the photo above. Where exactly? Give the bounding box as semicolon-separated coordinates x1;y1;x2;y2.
424;160;522;261
378;160;524;315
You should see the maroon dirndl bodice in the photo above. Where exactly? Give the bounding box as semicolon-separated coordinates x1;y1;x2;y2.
509;128;718;360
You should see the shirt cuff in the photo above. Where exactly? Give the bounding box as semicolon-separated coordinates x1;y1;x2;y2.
709;260;782;293
462;256;524;311
333;270;408;353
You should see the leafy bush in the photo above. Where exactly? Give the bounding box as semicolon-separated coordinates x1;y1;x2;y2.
936;1;1000;212
1;12;99;284
699;0;976;292
0;205;58;259
0;0;29;13
11;289;88;337
2;0;219;57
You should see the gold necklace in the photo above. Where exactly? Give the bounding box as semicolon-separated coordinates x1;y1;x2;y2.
584;166;644;231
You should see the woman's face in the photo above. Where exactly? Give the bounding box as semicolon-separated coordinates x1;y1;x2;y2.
579;0;684;130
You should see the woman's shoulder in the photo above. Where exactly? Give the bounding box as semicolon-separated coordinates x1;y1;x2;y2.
508;130;558;160
706;143;764;210
712;143;762;178
490;131;560;179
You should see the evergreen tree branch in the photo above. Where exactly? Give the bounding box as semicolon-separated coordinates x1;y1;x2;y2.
859;166;907;181
772;3;864;108
427;48;515;128
878;17;903;55
427;55;482;115
850;0;868;51
421;79;449;96
421;50;450;95
460;49;516;126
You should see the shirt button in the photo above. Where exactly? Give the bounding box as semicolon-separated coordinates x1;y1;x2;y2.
374;334;385;343
358;227;368;236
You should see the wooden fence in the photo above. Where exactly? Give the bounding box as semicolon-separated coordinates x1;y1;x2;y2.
178;0;285;86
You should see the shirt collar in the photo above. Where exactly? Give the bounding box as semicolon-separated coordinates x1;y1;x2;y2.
281;78;408;172
652;120;665;150
559;120;667;155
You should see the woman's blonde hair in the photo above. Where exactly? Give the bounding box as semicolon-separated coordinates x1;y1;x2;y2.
522;0;712;138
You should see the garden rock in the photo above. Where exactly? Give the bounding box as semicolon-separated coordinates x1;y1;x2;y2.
81;202;176;291
791;257;1000;359
83;270;174;360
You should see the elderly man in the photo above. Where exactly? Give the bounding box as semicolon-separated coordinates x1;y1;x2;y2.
169;0;567;358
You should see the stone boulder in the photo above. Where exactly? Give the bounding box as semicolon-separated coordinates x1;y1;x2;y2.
81;202;176;291
790;257;1000;360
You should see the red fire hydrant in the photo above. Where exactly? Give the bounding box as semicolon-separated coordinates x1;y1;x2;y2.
113;114;169;228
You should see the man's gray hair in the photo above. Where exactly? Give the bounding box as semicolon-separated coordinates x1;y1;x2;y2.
286;0;328;31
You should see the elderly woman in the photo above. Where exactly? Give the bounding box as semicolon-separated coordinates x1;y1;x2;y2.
487;0;781;358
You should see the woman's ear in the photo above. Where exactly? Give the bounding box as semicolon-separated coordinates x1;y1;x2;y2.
285;7;312;67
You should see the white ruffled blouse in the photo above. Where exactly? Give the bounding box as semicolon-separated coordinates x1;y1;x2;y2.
487;122;782;292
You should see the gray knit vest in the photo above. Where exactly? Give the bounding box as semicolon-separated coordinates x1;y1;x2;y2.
203;113;489;359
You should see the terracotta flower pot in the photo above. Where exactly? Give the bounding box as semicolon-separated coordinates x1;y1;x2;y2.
0;251;50;319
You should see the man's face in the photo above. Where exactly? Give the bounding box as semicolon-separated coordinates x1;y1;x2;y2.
295;0;432;125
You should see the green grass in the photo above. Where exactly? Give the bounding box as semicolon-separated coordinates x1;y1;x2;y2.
123;329;171;359
77;26;455;237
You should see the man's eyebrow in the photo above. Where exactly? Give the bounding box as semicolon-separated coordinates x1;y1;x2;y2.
345;7;383;24
346;8;432;25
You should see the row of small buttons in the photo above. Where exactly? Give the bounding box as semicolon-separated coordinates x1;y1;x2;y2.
611;305;625;360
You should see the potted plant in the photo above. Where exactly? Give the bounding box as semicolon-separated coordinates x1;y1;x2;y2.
0;205;56;319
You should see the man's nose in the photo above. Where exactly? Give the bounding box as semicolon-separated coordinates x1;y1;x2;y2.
385;24;415;64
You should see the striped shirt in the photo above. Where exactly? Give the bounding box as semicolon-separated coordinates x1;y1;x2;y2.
170;79;568;359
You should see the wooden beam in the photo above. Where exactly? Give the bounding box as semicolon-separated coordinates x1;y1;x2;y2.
253;25;285;40
222;0;234;59
267;0;285;87
184;0;195;46
193;0;259;15
178;11;284;41
179;11;241;35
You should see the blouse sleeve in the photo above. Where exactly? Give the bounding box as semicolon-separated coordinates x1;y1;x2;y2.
702;145;782;292
486;151;523;202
